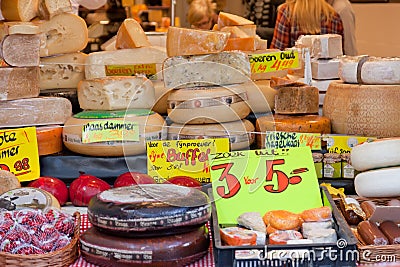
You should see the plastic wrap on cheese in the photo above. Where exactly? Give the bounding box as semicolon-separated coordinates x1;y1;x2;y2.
163;51;251;89
339;55;400;84
296;34;343;59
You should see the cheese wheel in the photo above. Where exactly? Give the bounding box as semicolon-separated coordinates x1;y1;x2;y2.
0;187;60;210
355;167;400;198
167;86;250;124
251;80;277;112
62;109;165;157
80;226;209;267
168;120;255;151
323;81;400;137
1;0;39;22
256;114;331;149
36;125;63;156
0;170;21;195
339;56;400;84
88;184;211;236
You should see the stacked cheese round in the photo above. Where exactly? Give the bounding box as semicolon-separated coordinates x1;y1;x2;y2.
82;184;210;266
352;138;400;197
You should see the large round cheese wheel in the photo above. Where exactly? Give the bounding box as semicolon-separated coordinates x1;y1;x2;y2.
80;226;209;267
255;114;331;148
355;167;400;198
351;138;400;171
62;110;165;157
323;81;400;138
36;125;63;156
87;184;211;236
168;120;255;151
0;187;60;210
167;86;250;124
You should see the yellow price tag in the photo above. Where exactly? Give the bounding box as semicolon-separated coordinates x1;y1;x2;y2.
265;131;322;150
323;135;376;154
82;120;139;143
250;50;299;73
0;127;40;182
105;64;157;79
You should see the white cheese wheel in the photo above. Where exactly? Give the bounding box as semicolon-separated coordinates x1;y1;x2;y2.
168;120;255;151
0;170;21;195
323;81;400;137
351;138;400;171
355;167;400;198
339;56;400;84
77;76;156;110
62;110;166;156
167;86;250;124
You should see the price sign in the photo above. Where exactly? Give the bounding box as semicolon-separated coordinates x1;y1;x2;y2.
211;147;322;224
81;120;139;143
265;131;321;150
323;135;376;154
249;50;299;74
147;138;229;183
0;127;40;182
105;64;158;80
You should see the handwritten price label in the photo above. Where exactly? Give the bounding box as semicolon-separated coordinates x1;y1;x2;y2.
210;147;322;224
0;127;40;182
249;50;299;73
265;131;321;150
81;120;139;144
105;64;157;80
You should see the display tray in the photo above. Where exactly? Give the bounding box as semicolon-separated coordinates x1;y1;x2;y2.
209;187;358;267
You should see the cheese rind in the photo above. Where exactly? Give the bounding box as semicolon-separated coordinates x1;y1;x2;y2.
38;0;72;20
0;96;72;128
40;52;87;89
1;34;40;67
162;51;251;89
1;0;39;22
39;13;88;57
78;76;156;110
166;26;230;57
85;46;167;80
274;86;319;114
115;18;151;49
0;67;39;100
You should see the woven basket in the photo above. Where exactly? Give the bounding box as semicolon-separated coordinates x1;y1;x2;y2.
0;212;81;267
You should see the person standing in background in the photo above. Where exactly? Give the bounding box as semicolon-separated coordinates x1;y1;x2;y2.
326;0;358;55
270;0;344;50
187;0;218;30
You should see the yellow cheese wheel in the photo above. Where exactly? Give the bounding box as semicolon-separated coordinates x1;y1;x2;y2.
167;86;250;124
1;0;38;22
256;114;331;148
323;81;400;137
36;125;63;156
62;110;165;156
168;120;255;151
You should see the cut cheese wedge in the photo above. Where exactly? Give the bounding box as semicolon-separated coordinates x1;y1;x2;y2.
115;18;151;49
62;110;165;156
168;120;255;151
38;0;72;20
39;13;88;57
223;37;256;52
217;12;254;28
1;0;39;22
351;138;400;172
0;67;40;100
78;76;156;110
167;86;250;124
40;52;87;89
1;34;40;67
0;22;40;36
36;125;63;156
166;26;230;57
355;167;400;198
275;86;319;115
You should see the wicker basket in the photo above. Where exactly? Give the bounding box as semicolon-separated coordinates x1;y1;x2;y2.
0;212;81;267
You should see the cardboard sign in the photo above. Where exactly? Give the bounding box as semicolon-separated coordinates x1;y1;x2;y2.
265;131;321;150
249;50;299;73
0;127;40;182
322;135;376;154
147;138;229;183
210;147;322;224
81;120;139;143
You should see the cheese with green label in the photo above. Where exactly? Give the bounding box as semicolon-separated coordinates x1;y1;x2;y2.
0;67;39;100
85;46;167;80
163;51;251;89
40;52;87;89
78;76;156;110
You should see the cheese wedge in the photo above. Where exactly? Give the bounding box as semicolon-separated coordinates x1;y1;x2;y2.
219;25;256;38
1;0;39;22
0;22;40;37
166;26;230;57
39;13;88;57
38;0;72;20
1;34;40;67
217;12;254;28
223;37;256;52
115;18;151;49
0;67;40;100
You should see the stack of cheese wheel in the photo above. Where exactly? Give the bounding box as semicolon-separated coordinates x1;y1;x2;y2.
351;138;400;198
323;56;400;137
63;19;166;157
164;25;256;151
0;3;76;156
81;184;211;266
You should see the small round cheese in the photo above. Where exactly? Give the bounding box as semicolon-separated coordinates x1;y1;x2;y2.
0;170;20;195
355;167;400;198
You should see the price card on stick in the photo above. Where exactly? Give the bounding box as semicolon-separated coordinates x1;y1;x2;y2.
0;127;40;182
249;50;300;74
210;147;322;224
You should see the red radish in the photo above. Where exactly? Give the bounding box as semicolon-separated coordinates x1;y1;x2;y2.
114;172;156;188
28;177;69;206
164;176;202;188
69;173;110;207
